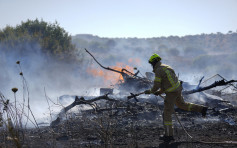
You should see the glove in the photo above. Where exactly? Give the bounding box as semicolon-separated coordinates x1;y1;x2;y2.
144;90;151;94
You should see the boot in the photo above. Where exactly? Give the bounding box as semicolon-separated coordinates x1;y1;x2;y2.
201;107;208;117
159;135;174;142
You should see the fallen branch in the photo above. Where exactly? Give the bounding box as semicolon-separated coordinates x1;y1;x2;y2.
183;79;237;95
64;94;120;112
202;74;237;89
85;48;142;78
51;94;121;126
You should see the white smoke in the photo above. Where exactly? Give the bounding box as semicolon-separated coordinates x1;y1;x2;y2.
0;42;101;126
1;34;237;127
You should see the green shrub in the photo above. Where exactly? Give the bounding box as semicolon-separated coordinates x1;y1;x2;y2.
0;19;78;62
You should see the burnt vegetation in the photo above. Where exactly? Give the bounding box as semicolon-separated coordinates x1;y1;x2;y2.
0;19;237;147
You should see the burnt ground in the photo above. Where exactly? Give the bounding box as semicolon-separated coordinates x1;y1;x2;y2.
1;92;237;148
1;106;237;148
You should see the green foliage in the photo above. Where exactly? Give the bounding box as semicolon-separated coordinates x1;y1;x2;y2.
72;32;237;58
0;19;78;62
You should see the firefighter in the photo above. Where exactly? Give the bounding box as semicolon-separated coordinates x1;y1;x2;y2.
144;53;208;142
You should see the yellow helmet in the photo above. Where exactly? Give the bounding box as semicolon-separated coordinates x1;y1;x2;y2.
149;53;161;64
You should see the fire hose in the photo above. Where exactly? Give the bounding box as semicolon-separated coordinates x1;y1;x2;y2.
127;92;237;145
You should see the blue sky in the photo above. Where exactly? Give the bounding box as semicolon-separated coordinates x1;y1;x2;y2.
0;0;237;38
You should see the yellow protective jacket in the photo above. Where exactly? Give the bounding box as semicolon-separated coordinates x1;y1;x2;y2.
150;62;180;94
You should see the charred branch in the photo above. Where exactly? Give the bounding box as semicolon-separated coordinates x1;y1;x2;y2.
202;74;237;90
50;93;159;126
51;94;121;126
85;48;142;79
63;94;121;113
183;79;237;95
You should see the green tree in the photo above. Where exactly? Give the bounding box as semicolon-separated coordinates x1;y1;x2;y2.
0;19;78;62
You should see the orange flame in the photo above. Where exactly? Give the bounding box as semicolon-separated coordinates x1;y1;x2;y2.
87;62;134;86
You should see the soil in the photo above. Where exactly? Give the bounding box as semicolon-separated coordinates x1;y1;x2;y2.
1;107;237;148
1;93;237;148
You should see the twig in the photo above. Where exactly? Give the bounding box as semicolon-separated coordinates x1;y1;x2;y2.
17;62;39;129
44;87;52;122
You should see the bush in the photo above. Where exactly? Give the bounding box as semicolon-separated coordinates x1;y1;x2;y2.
0;19;78;62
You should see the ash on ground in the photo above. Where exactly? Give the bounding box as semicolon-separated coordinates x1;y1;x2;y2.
1;91;237;148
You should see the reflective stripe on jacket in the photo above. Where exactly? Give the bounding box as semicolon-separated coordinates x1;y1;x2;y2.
150;62;180;93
